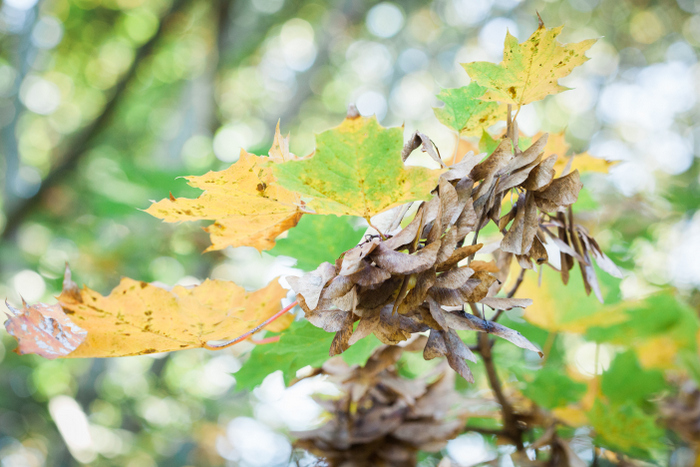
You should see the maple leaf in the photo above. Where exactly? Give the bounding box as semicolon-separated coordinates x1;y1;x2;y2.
434;83;507;136
20;267;292;358
534;131;616;176
273;115;443;222
145;125;303;252
4;299;87;359
463;24;596;107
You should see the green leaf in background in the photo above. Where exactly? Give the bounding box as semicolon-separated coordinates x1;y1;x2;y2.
602;350;666;405
234;319;382;390
586;293;698;351
589;400;665;459
522;368;587;409
434;83;507;136
520;263;621;333
571;186;599;212
478;129;500;155
270;215;365;271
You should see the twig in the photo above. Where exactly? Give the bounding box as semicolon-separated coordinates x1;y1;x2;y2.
490;268;527;322
2;0;191;241
470;302;524;450
506;268;526;298
367;219;387;240
204;300;298;350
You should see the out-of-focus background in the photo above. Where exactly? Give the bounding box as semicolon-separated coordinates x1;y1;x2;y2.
0;0;698;465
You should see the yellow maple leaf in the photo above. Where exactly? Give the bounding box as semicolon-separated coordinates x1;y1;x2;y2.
516;265;624;333
531;131;616;176
145;126;303;252
463;24;596;107
633;335;681;369
56;268;291;358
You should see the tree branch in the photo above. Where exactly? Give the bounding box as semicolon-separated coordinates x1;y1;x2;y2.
1;0;190;241
470;302;524;450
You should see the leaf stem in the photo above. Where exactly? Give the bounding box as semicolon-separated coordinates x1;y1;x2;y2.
204;300;298;350
367;219;387;240
252;335;281;345
506;268;527;298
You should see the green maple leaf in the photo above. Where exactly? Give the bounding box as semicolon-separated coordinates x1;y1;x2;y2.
463;24;596;107
589;400;665;459
522;368;587;409
270;215;365;271
234;320;381;390
273;115;443;222
434;83;507;136
602;350;667;405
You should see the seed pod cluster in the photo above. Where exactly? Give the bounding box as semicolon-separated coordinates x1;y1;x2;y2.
288;133;619;381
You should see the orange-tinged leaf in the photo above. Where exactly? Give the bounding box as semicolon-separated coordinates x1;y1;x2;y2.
54;269;290;358
145;127;303;252
450;138;481;166
273;115;443;220
4;300;87;359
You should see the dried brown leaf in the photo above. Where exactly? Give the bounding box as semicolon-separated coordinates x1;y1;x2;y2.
470;139;513;181
479;297;532;310
330;307;355;356
424;329;448;360
434;267;475;289
372;241;441;275
347;262;392;287
349;306;381;345
286;262;336;310
437;243;483;271
469;260;500;273
529;235;549;264
340;238;381;275
429;270;497;306
444;311;543;356
501;192;538;255
427;297;449;330
305;308;350;332
522;155;557;191
534;170;583;212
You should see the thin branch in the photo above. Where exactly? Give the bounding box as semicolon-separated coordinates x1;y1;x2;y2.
470;302;524;450
203;300;298;350
491;268;528;322
2;0;190;241
506;268;527;298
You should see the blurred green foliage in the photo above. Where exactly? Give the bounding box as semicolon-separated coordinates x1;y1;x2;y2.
1;0;699;465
